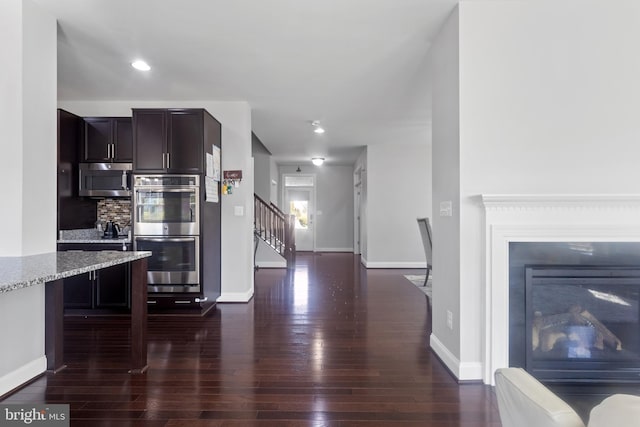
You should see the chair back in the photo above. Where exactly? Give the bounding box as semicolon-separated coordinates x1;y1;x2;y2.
588;394;640;427
495;368;585;427
417;218;432;268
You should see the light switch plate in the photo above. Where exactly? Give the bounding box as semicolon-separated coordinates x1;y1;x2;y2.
439;201;453;217
234;206;244;216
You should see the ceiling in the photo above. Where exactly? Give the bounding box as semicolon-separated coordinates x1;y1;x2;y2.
33;0;458;166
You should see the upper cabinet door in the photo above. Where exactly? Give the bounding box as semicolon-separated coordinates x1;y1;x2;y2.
83;118;112;162
167;110;203;173
82;117;133;163
133;110;167;172
113;118;133;162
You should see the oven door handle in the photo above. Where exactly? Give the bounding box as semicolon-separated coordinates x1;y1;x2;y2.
136;237;196;243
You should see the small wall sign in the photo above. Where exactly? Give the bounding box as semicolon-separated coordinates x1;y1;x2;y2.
223;170;242;180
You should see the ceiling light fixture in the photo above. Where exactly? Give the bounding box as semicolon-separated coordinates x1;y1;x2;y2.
311;120;325;134
131;60;151;71
311;157;324;166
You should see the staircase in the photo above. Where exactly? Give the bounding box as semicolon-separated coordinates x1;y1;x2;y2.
254;194;296;269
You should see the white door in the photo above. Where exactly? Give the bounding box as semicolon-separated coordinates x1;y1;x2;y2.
285;187;314;251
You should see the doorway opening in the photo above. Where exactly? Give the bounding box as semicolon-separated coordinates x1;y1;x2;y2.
283;174;316;252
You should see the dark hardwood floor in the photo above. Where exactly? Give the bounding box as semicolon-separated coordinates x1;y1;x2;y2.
1;253;502;426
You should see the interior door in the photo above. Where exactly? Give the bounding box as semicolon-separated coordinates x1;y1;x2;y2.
285;187;314;251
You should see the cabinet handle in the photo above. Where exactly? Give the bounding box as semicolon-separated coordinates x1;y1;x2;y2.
106;144;110;159
110;143;115;159
166;152;170;169
162;153;166;169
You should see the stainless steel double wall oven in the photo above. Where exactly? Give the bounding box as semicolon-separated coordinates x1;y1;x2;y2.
133;175;200;293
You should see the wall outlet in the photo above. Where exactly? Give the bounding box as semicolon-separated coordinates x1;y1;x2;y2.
446;310;453;330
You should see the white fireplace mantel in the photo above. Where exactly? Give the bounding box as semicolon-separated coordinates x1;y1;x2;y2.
480;194;640;384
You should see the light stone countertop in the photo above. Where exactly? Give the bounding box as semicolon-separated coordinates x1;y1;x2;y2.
0;251;151;294
57;228;131;244
57;238;132;244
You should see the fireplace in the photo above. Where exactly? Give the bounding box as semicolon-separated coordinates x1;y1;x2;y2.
524;265;640;383
481;194;640;385
508;242;640;384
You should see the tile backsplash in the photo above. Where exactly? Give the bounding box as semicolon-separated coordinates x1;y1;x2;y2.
97;198;131;226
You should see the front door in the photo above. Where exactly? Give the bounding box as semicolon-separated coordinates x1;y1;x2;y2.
285;187;314;251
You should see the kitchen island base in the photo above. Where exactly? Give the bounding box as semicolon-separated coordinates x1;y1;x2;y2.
45;258;148;374
0;251;151;396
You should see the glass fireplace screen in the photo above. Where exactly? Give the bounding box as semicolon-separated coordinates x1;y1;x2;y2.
525;266;640;382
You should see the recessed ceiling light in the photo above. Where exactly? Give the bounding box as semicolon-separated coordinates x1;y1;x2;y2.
311;157;324;166
131;60;151;71
311;120;325;134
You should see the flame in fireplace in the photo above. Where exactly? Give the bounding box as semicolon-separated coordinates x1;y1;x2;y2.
588;289;631;306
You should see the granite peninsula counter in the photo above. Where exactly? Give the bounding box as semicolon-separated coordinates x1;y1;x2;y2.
0;251;150;294
0;251;151;397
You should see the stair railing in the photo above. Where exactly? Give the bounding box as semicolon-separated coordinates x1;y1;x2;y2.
270;202;286;217
254;194;296;267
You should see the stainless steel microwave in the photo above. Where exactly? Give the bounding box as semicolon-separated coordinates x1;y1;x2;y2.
79;163;132;198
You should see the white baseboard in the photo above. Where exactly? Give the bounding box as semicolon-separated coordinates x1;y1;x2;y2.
315;247;354;252
216;288;254;303
363;261;428;269
361;256;368;266
430;333;461;378
459;361;483;381
255;261;286;268
0;356;46;396
429;334;483;381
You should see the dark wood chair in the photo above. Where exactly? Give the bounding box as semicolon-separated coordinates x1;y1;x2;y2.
416;218;432;287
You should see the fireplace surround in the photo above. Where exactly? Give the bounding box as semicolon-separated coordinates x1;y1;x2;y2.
481;194;640;385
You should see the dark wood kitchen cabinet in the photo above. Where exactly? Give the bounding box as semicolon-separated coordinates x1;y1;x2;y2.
57;109;97;233
58;243;130;312
63;272;93;309
83;117;133;163
133;109;213;173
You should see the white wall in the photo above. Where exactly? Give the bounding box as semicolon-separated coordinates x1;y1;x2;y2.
355;150;368;261
429;0;640;381
252;134;286;267
428;6;462;372
315;165;354;251
269;156;278;204
252;134;271;201
363;141;432;268
59;100;255;302
255;239;286;268
0;0;24;256
0;0;56;257
279;164;355;252
0;0;54;395
0;284;46;395
22;0;57;256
